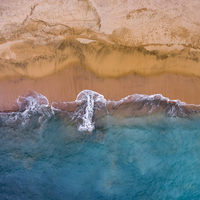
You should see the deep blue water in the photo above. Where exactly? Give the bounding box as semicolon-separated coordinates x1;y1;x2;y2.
0;111;200;200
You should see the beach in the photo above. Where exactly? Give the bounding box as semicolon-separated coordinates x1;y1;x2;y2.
1;0;200;199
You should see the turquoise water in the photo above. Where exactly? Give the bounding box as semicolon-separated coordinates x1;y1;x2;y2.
1;91;200;199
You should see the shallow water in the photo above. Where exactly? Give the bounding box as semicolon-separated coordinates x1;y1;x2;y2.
1;90;200;199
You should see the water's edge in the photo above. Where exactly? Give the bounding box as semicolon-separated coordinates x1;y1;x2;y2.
2;89;200;132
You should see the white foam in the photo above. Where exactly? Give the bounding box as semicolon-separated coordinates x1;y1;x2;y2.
109;93;193;117
1;89;198;131
16;90;54;125
69;91;198;132
75;90;106;132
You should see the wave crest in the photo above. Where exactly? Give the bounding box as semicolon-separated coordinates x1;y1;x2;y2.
107;93;198;117
74;90;107;132
16;90;54;125
1;90;200;131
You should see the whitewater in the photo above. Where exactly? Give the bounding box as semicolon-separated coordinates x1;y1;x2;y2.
0;90;200;199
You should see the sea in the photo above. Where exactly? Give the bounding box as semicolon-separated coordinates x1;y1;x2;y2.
0;89;200;200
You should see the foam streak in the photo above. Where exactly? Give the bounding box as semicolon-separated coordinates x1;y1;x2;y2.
1;89;200;132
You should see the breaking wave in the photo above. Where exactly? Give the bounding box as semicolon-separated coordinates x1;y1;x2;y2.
1;89;200;132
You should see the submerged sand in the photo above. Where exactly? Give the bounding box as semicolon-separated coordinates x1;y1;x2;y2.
1;64;200;112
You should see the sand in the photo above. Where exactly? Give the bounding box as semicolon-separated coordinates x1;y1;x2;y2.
1;0;200;112
1;64;200;112
0;38;200;112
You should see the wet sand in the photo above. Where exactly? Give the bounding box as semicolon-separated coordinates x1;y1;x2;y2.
0;64;200;111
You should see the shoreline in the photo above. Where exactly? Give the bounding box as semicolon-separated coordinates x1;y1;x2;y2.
1;64;200;112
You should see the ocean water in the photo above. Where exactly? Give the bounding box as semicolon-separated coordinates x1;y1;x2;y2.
1;90;200;200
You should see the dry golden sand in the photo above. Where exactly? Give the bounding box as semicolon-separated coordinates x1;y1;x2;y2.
1;64;200;112
1;38;200;79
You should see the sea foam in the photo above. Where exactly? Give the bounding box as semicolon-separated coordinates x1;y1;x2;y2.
1;89;200;132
